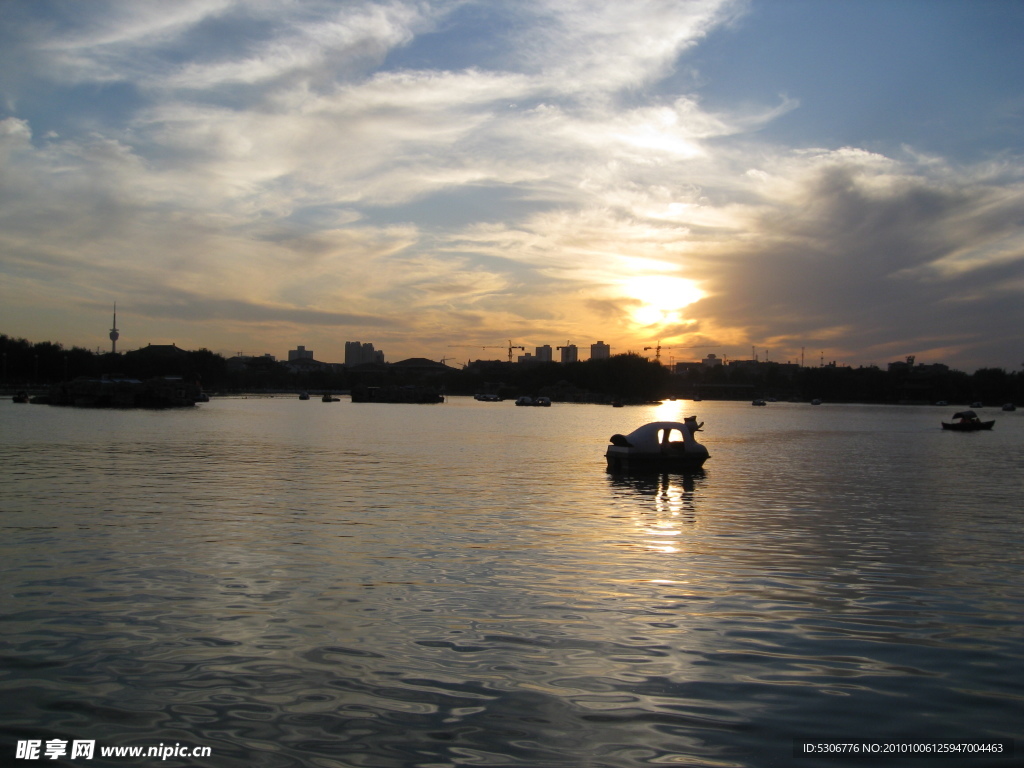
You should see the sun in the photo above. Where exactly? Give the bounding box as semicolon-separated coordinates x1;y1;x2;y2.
624;276;704;326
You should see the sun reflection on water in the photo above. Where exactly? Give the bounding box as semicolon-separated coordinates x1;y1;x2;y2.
608;469;703;555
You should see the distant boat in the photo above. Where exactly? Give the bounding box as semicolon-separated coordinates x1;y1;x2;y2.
811;399;822;405
474;393;502;401
942;410;994;431
1002;403;1016;411
970;401;983;409
299;391;310;400
322;393;340;402
43;376;202;408
515;396;551;407
350;386;443;403
751;399;767;406
12;391;29;403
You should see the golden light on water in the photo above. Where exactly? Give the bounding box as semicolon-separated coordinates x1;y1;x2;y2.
652;399;687;421
624;276;704;327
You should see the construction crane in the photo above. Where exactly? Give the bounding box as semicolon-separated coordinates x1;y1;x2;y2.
643;342;712;363
449;339;524;363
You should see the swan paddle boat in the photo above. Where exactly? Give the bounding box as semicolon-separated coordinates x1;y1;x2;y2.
605;417;710;471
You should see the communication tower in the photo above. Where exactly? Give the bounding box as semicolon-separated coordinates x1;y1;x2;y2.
109;304;120;354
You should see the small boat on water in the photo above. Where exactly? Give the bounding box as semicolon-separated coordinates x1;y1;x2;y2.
350;385;443;403
1003;403;1017;412
474;393;502;401
605;417;710;471
12;391;29;403
941;410;994;431
322;393;340;402
299;391;310;400
515;395;551;407
751;399;767;406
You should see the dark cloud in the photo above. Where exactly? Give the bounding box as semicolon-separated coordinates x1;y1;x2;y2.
695;160;1024;367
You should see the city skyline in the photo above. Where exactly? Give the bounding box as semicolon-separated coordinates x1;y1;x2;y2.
1;1;1023;372
18;314;1001;374
8;305;1013;371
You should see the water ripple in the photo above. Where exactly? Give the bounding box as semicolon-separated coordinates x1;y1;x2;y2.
2;399;1022;766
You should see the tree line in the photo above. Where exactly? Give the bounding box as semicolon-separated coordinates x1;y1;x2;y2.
2;333;1021;405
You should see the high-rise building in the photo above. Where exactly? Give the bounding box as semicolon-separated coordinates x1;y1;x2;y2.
535;345;553;363
558;343;578;364
590;341;610;360
345;341;385;366
288;345;314;361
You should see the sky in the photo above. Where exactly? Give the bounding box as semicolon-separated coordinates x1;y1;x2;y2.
1;0;1022;372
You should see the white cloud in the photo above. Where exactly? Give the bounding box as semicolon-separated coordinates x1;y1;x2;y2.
513;0;741;95
159;2;434;91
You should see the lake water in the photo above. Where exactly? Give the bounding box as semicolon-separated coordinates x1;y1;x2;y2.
1;397;1021;767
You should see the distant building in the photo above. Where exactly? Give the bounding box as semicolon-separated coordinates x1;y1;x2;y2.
391;358;450;372
590;341;610;360
535;345;553;363
225;353;278;372
345;341;385;367
558;343;578;364
726;358;759;373
887;356;949;374
136;343;189;357
288;345;314;362
702;353;723;368
672;361;703;374
283;354;336;375
122;343;191;376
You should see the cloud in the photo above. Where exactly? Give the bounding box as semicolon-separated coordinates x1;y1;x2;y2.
1;1;1021;369
140;291;398;328
512;0;742;96
688;148;1024;364
157;2;436;93
22;0;436;92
